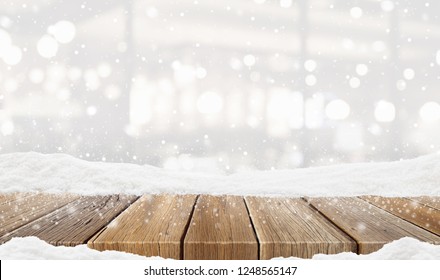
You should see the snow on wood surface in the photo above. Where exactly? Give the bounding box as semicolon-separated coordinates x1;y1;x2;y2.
0;237;148;260
310;237;440;260
0;152;440;196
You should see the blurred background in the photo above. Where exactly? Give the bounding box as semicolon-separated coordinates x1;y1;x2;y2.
0;0;439;174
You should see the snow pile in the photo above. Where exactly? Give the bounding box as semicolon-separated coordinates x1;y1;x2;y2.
0;152;440;196
1;237;439;260
312;238;440;260
0;237;148;260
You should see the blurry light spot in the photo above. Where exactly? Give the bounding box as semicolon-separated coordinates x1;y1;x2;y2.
250;71;260;82
0;17;12;29
349;77;360;88
146;7;158;18
243;54;256;67
197;91;223;114
246;116;259;128
130;79;153;125
368;123;382;136
254;0;266;4
158;79;175;94
179;154;194;171
279;0;292;8
117;42;127;53
267;90;303;135
305;94;324;129
305;74;317;86
372;41;386;52
403;68;415;80
334;123;363;152
124;124;141;137
436;50;440;65
3;45;22;65
48;21;76;44
356;64;368;76
196;67;207;79
67;67;82;81
325;99;350;120
1;121;14;136
97;63;112;78
173;64;196;85
396;79;406;91
381;1;395;12
37;35;58;58
164;157;179;170
420;102;440;122
29;68;45;84
350;7;363;19
105;85;121;100
171;60;181;69
86;106;97;116
289;151;304;167
375;100;395;122
4;78;18;92
304;59;317;72
342;38;354;50
0;29;12;53
57;88;71;101
84;69;100;91
230;57;242;70
47;65;66;81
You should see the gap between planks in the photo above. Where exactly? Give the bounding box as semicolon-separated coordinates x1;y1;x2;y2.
184;195;258;260
88;194;198;259
245;196;357;259
0;195;135;246
361;196;440;237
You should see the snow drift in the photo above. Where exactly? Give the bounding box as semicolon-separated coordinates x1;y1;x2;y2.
0;152;439;196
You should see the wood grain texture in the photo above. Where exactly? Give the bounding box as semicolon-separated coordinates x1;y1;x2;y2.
0;193;37;206
88;194;197;259
184;195;258;260
0;195;135;246
307;197;440;254
362;196;440;236
410;197;440;211
245;197;356;259
0;193;77;238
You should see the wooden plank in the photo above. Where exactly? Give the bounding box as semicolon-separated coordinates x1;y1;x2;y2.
307;197;440;254
0;193;37;206
245;197;357;259
0;193;78;237
410;197;440;210
184;195;258;260
362;196;440;236
88;194;197;259
0;195;135;246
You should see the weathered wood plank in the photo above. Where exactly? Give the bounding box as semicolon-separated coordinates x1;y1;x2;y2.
307;197;440;254
0;193;38;206
245;197;357;259
362;196;440;236
88;194;197;259
0;193;78;238
0;195;135;246
410;197;440;211
184;195;258;260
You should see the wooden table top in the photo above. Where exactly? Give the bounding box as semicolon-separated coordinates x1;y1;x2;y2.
1;193;439;259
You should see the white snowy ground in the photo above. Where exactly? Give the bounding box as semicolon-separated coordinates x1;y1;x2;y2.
0;152;439;259
0;151;439;196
